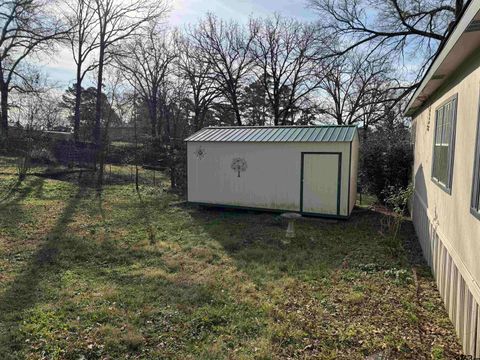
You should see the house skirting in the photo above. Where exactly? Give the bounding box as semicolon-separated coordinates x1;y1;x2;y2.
413;192;480;356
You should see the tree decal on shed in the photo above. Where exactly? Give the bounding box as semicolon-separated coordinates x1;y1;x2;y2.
194;146;206;160
231;158;247;177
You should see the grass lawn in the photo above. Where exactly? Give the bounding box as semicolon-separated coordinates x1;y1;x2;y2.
0;158;462;359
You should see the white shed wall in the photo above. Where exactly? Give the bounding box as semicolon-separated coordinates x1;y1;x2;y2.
187;141;354;217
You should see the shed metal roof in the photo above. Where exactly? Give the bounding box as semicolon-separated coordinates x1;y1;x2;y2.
185;126;357;143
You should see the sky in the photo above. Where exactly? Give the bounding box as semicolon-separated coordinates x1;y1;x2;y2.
168;0;316;25
40;0;316;88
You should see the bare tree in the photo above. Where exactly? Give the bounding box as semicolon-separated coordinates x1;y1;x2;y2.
308;0;465;105
11;68;61;129
113;22;175;137
189;14;257;126
91;0;166;150
175;32;219;131
0;0;68;145
96;68;121;192
65;0;99;141
319;52;406;129
252;15;325;125
159;77;189;189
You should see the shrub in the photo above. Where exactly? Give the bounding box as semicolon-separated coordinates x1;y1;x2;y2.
360;119;413;204
142;137;187;193
30;147;56;165
106;142;139;165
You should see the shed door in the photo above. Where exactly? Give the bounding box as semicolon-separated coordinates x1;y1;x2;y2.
301;153;341;215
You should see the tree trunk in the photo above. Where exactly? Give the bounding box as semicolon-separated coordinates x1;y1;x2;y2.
199;107;208;131
0;83;9;147
73;75;82;142
193;106;201;131
149;98;157;137
96;141;105;192
273;102;280;126
273;81;280;126
363;119;369;141
92;42;105;171
232;96;242;126
93;45;105;148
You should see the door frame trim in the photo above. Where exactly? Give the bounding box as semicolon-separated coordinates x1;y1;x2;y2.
300;152;342;216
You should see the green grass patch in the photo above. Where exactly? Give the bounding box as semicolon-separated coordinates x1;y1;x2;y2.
0;157;463;359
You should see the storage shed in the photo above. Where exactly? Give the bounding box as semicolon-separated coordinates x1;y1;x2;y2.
185;125;359;218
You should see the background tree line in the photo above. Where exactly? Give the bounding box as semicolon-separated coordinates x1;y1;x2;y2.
0;0;466;199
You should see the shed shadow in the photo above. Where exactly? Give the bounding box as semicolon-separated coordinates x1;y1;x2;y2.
187;204;411;285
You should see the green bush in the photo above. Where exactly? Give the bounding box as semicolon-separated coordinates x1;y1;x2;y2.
106;143;139;165
360;119;413;204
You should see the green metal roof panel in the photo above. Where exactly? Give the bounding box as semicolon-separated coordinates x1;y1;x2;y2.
250;128;268;141
337;127;348;141
185;125;357;143
206;128;225;141
257;128;272;141
299;127;315;141
273;128;290;141
263;127;282;142
329;127;341;141
286;127;302;141
308;127;322;141
223;128;240;141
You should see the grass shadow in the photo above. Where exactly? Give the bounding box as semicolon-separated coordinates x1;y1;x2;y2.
0;182;86;356
0;174;463;359
0;176;45;230
0;180;236;358
186;205;414;285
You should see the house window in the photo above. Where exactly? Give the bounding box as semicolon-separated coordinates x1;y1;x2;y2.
432;95;457;192
472;99;480;216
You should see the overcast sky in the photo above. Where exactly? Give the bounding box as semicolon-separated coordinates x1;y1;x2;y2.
40;0;316;88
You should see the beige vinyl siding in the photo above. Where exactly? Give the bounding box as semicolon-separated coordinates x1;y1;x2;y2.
472;110;480;214
413;194;480;356
412;50;480;356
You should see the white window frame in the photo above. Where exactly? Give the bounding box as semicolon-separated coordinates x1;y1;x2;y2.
431;94;458;194
471;90;480;219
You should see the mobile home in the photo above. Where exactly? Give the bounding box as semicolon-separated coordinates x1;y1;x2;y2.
406;1;480;355
185;125;359;218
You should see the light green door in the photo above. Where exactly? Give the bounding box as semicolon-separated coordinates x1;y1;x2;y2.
301;153;340;215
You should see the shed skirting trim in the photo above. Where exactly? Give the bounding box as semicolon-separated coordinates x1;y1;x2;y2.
413;192;480;356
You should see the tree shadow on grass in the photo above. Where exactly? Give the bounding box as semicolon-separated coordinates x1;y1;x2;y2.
0;174;45;204
186;205;412;285
0;177;45;234
184;206;463;359
0;183;243;359
0;182;87;357
34;168;97;188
